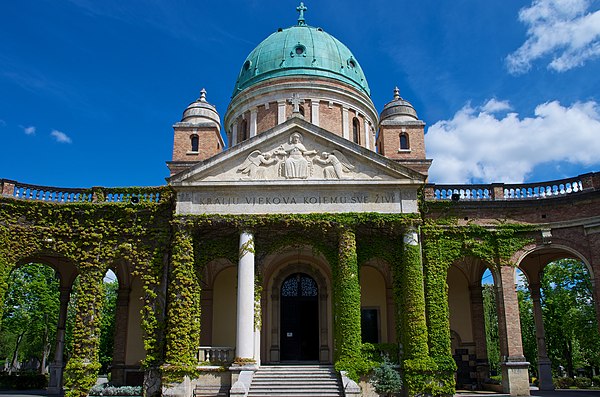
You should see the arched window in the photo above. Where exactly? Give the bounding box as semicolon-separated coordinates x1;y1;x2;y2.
298;105;305;117
240;120;248;142
399;132;409;150
190;134;199;152
352;117;360;144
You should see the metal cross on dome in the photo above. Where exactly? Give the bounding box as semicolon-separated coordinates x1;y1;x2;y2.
296;2;307;26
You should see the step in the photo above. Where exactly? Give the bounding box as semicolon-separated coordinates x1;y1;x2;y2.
247;365;343;397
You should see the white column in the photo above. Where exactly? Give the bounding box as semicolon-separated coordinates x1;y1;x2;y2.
236;231;255;359
250;108;258;138
277;100;286;124
231;121;238;146
311;99;320;127
364;119;371;150
342;107;349;140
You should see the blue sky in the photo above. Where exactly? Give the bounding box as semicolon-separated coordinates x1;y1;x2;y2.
1;0;599;187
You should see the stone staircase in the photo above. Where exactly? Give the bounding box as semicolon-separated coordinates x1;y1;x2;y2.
247;365;343;397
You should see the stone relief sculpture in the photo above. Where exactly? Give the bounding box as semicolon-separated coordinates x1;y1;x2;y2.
237;132;360;180
313;150;355;179
237;150;278;179
277;132;317;179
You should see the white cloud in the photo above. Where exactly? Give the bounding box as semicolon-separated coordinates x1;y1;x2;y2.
425;99;600;183
506;0;600;73
481;99;512;113
20;125;36;135
50;129;72;144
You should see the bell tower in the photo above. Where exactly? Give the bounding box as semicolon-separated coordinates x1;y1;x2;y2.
168;89;224;176
377;87;431;176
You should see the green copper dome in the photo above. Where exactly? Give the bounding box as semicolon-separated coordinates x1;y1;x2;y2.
232;18;370;98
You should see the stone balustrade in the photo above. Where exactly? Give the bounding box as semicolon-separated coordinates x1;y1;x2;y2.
425;172;599;201
197;346;235;365
0;179;165;204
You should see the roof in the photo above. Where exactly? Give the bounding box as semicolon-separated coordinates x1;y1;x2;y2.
231;20;371;98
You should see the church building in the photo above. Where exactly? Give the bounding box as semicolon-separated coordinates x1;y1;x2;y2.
1;3;599;397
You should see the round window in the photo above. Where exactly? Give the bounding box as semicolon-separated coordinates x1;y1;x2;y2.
243;60;251;71
295;45;305;55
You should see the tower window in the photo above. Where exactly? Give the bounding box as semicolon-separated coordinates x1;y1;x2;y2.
399;132;409;150
298;105;305;117
352;117;360;144
190;134;199;152
239;120;248;142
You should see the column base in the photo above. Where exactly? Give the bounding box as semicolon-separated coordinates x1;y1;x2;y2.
475;360;490;388
537;358;554;391
501;359;530;396
47;363;64;395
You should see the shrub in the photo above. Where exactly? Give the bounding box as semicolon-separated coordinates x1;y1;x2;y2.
574;377;592;389
0;373;48;389
88;384;142;396
371;359;402;397
335;356;375;383
553;377;574;389
592;375;600;387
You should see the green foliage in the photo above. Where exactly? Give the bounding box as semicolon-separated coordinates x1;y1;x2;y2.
361;343;400;364
482;284;500;374
0;190;174;396
164;224;201;367
99;278;118;374
541;259;600;377
0;373;48;389
574;377;592;388
516;279;538;375
64;359;102;397
371;359;402;396
334;355;375;383
553;376;574;389
0;263;59;373
333;228;361;361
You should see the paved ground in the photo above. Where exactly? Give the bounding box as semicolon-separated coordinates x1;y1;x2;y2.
456;389;600;397
1;388;600;396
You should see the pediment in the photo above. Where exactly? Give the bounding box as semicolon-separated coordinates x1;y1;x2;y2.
169;117;426;186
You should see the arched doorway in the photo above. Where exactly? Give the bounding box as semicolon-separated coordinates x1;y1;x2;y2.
280;273;319;361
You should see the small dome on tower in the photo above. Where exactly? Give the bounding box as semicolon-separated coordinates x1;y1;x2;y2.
380;87;418;122
181;89;221;128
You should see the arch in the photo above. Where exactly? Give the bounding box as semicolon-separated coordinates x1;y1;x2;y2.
399;131;409;150
352;117;360;144
264;252;332;363
190;134;199;152
199;258;236;347
515;244;593;283
239;119;248;142
360;265;389;343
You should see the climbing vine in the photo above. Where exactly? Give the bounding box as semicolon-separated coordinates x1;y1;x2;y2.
0;189;173;397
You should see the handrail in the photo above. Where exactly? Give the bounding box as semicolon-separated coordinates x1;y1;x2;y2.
425;172;598;201
0;179;166;204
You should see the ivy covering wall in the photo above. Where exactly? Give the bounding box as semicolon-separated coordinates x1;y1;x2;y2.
0;189;173;397
0;190;540;397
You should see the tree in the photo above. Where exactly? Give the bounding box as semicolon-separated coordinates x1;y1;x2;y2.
99;279;118;374
482;284;500;375
0;263;60;374
517;278;538;376
540;259;600;377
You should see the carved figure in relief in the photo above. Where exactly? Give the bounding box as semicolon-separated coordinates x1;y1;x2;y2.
314;150;355;179
277;133;317;179
237;150;278;180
